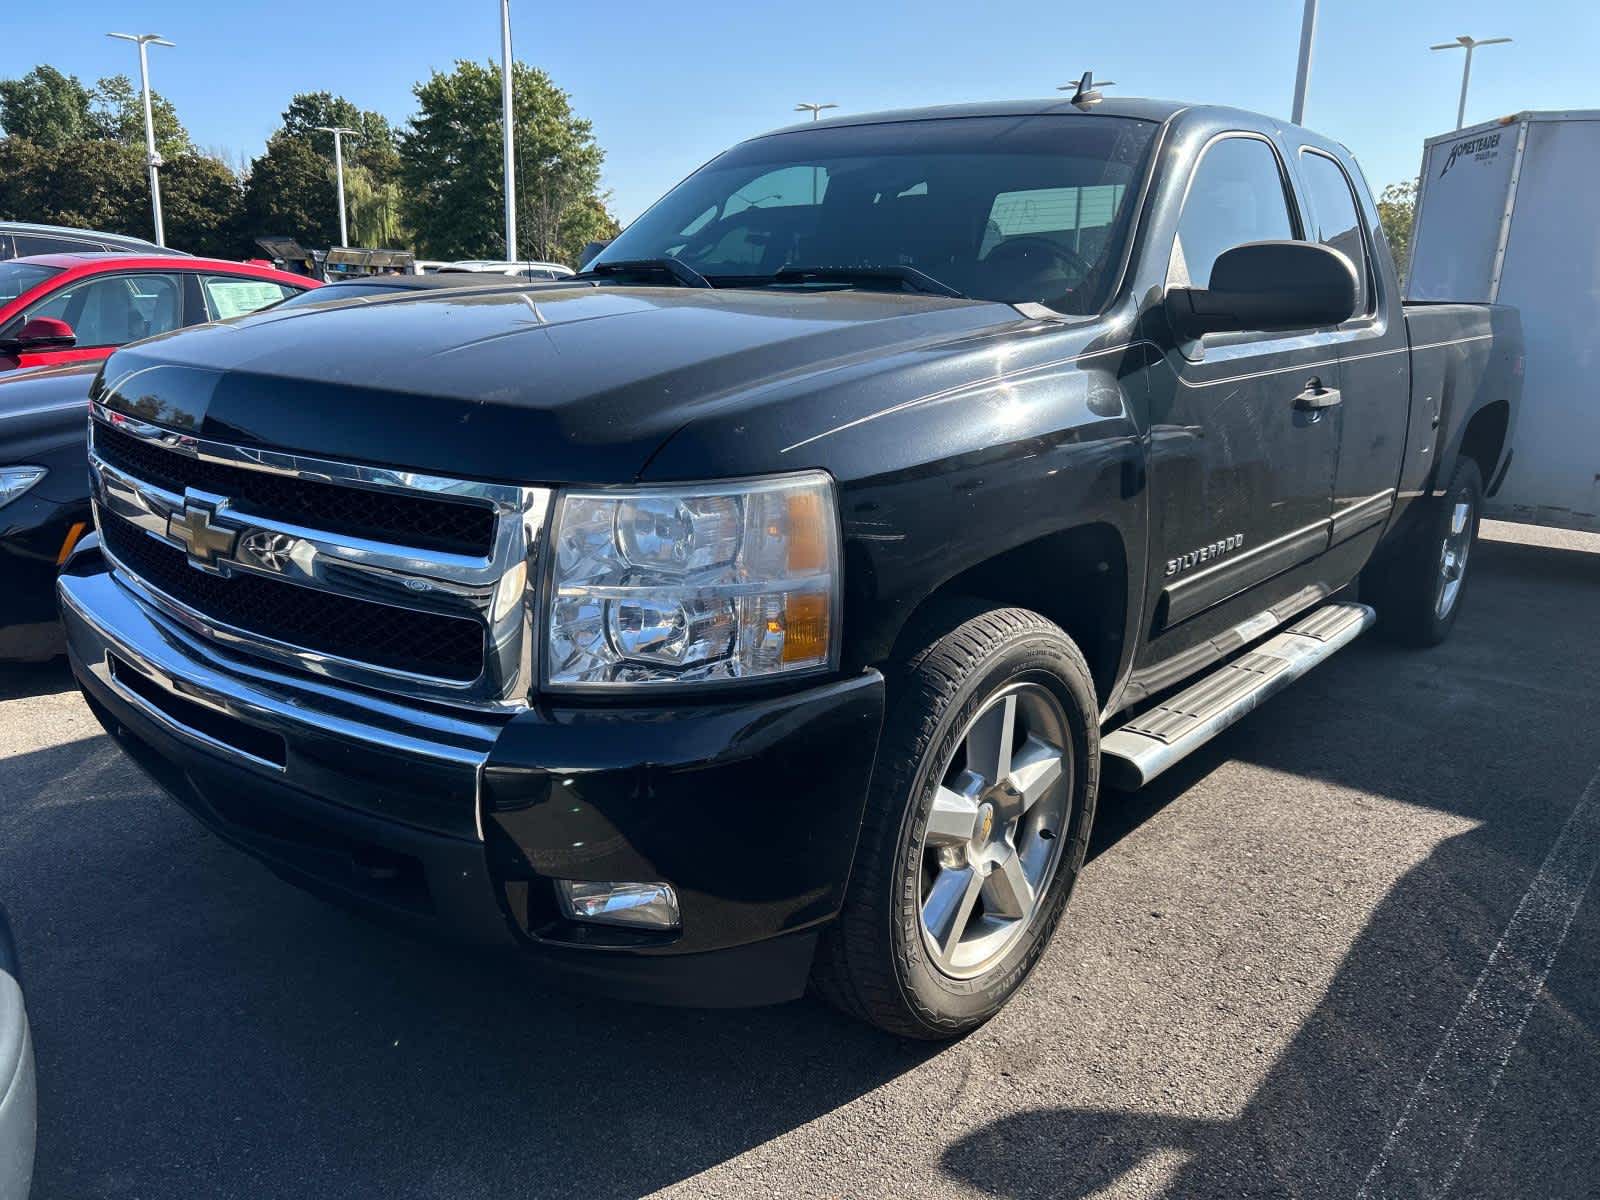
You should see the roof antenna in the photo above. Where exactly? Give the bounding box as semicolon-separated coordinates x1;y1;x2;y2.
1058;71;1115;106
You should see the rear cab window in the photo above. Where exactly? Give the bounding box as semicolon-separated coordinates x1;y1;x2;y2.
1297;149;1374;317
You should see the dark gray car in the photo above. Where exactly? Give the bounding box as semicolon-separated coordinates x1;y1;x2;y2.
0;221;187;262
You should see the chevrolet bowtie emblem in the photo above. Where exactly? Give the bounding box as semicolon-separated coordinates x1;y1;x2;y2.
168;500;237;569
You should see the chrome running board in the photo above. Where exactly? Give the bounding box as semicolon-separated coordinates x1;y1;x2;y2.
1101;601;1375;789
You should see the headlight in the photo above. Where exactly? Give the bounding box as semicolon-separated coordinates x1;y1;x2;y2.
547;471;840;688
0;466;47;509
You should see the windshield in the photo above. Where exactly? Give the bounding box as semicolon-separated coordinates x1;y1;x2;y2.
595;114;1157;315
0;261;62;305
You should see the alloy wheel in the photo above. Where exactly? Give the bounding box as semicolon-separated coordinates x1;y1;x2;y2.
915;681;1072;979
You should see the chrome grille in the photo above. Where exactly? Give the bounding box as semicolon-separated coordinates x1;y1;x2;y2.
87;404;551;709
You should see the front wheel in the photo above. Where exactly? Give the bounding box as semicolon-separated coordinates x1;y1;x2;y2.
812;604;1099;1038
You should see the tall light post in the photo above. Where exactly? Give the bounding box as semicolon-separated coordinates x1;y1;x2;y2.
106;33;174;246
1290;0;1319;124
314;126;360;248
1431;35;1513;129
500;0;517;261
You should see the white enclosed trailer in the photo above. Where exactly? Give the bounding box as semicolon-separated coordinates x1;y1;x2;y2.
1407;110;1600;532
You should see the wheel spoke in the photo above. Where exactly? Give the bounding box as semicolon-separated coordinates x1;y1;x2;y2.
1008;736;1063;812
983;850;1034;919
926;785;981;846
965;692;1016;785
923;865;984;965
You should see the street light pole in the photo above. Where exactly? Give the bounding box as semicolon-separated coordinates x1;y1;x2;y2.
1430;35;1513;129
1290;0;1318;125
107;33;174;246
500;0;517;261
314;126;360;247
794;102;838;122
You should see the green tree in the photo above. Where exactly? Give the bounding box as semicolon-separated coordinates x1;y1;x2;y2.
159;154;245;257
0;138;54;221
29;139;147;233
238;92;407;250
241;132;339;249
1378;181;1417;284
400;60;608;264
0;65;95;148
89;74;192;159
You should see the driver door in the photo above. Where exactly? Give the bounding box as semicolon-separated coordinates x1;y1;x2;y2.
1141;134;1342;663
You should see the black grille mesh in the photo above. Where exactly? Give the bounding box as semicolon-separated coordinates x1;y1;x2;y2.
100;512;485;682
93;422;496;557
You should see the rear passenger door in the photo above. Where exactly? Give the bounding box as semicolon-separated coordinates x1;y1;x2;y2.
1145;133;1342;641
1292;147;1410;547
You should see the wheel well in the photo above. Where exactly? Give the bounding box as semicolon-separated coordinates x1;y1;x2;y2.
891;523;1127;707
1458;400;1510;489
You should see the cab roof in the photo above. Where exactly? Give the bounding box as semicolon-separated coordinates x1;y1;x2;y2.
762;96;1192;137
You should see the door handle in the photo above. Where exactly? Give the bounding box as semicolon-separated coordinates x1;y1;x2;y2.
1294;378;1342;410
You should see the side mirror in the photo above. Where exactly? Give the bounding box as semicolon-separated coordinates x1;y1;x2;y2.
1166;241;1357;339
577;240;611;270
0;316;77;353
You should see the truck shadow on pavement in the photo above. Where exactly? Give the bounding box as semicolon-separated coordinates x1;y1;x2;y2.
0;698;938;1199
2;536;1596;1199
942;535;1600;1198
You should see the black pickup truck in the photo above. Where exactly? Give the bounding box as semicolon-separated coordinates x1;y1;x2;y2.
59;97;1521;1038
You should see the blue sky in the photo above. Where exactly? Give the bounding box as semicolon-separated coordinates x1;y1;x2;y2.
5;0;1597;222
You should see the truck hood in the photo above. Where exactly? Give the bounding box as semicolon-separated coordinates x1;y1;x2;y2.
95;285;1022;484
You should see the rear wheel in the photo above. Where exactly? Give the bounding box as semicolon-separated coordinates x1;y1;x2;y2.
813;604;1098;1038
1369;458;1484;647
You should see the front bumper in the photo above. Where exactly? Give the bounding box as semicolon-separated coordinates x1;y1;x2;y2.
59;555;885;1006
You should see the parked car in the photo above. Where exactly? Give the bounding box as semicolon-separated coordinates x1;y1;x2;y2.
434;260;575;281
58;96;1521;1038
0;362;98;661
0;220;187;262
0;254;315;374
0;901;34;1200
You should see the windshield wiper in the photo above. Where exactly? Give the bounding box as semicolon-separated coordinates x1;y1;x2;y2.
769;264;967;299
578;258;712;289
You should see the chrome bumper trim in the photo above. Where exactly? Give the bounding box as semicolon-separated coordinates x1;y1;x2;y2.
59;567;504;840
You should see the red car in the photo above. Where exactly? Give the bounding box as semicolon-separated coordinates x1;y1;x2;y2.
0;253;316;373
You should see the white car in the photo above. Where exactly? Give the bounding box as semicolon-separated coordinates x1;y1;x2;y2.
434;259;575;281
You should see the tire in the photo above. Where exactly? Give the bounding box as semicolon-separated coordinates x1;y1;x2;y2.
813;602;1099;1039
1368;458;1483;647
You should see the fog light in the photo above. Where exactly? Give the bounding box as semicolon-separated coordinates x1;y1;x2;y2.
556;879;681;930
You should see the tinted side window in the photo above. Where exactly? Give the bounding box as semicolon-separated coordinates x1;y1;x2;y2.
1170;137;1295;289
1299;151;1371;316
15;234;98;256
25;272;184;347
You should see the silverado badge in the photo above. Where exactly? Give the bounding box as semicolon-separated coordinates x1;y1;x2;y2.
1166;533;1245;578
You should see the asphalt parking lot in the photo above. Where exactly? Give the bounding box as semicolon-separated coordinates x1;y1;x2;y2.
1;519;1597;1199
